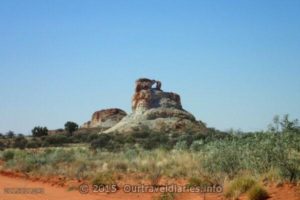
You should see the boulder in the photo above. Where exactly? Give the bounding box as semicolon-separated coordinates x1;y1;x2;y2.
81;108;127;130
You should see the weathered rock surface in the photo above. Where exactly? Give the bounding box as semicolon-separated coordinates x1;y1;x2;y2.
104;78;207;134
81;108;127;130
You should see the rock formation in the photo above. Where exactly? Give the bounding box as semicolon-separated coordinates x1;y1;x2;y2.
81;108;127;130
104;78;207;134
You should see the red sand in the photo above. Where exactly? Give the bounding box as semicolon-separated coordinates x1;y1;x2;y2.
0;172;299;200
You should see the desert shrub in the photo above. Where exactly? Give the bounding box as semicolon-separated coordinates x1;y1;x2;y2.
112;161;128;172
141;132;168;150
26;138;42;148
26;141;41;148
174;141;188;150
247;185;269;200
149;167;162;187
73;161;89;180
18;154;44;172
124;148;139;160
187;177;213;187
71;133;90;143
0;141;5;150
41;140;50;147
177;133;194;147
92;172;116;186
2;150;15;161
105;140;122;152
13;136;28;149
224;176;257;199
190;140;204;151
201;140;243;178
90;134;113;150
123;134;136;144
163;138;178;150
44;134;71;146
54;149;76;163
131;131;150;138
87;133;100;142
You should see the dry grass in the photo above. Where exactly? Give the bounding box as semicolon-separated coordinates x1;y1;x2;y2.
224;176;257;199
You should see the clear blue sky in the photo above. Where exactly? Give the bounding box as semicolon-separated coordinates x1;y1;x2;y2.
0;0;300;134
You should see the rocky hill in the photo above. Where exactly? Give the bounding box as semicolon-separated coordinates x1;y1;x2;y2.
104;78;207;134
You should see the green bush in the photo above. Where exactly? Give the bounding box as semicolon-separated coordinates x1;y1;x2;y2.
2;150;15;161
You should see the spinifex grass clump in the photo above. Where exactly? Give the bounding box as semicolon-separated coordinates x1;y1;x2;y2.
92;172;116;186
247;185;269;200
224;176;257;199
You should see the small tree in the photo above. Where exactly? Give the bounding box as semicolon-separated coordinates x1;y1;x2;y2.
64;121;78;136
32;126;48;137
6;131;15;138
280;114;299;132
269;114;300;133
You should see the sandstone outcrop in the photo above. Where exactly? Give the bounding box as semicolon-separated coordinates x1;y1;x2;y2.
104;78;207;134
81;108;127;130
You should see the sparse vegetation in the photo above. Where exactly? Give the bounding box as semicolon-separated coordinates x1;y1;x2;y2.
0;115;299;199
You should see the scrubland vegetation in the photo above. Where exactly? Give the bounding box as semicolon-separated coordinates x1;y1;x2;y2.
0;115;299;199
